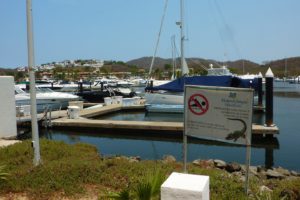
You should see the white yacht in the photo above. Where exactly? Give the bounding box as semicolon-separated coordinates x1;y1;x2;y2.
15;85;80;113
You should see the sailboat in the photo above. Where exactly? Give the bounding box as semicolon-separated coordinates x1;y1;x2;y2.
145;0;259;111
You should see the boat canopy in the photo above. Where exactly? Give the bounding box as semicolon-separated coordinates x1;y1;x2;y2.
145;76;258;92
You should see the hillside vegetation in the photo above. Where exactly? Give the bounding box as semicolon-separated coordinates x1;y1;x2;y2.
127;56;300;77
1;57;300;80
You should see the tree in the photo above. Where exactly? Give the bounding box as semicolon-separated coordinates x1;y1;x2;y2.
153;68;162;79
100;66;111;76
129;65;138;76
15;71;25;81
228;67;238;74
164;64;172;71
35;71;42;79
164;64;172;78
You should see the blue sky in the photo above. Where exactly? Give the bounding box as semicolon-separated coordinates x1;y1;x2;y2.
1;0;300;68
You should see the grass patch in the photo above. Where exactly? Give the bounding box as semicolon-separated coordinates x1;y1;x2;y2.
0;165;9;182
0;139;104;197
0;139;299;199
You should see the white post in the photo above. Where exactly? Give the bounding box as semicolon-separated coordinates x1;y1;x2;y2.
26;0;41;166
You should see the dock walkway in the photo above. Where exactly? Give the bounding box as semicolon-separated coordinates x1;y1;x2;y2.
50;104;279;135
52;118;279;135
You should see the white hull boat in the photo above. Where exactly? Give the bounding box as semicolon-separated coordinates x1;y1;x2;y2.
146;104;183;113
15;86;80;113
144;92;183;105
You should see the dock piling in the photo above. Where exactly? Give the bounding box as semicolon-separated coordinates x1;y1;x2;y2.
79;82;83;93
265;68;274;127
101;82;104;91
258;72;263;107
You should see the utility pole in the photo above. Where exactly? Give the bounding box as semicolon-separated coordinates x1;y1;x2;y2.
26;0;41;166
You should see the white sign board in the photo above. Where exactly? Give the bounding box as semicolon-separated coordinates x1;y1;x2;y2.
184;85;253;145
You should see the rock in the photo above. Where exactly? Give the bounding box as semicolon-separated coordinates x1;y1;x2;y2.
275;167;290;176
266;169;285;179
214;159;226;169
239;165;258;176
291;170;300;176
240;164;246;173
192;159;214;168
257;165;267;173
280;189;300;200
192;159;202;166
239;175;246;182
128;156;140;163
207;159;214;165
232;171;243;178
259;185;273;193
162;155;176;163
249;166;258;176
134;156;141;161
225;162;241;173
114;156;125;160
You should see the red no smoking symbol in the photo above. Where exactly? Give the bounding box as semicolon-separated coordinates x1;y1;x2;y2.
188;94;209;115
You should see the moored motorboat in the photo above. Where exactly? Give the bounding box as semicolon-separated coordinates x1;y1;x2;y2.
15;85;80;113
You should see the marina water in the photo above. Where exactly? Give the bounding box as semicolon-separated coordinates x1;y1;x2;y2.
34;82;300;171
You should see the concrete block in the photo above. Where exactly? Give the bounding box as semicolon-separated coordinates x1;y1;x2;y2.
67;106;80;119
161;172;209;200
0;76;17;138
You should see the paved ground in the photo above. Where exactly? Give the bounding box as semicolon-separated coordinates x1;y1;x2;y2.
0;139;20;148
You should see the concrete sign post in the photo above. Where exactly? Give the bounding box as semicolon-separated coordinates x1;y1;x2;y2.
183;85;254;193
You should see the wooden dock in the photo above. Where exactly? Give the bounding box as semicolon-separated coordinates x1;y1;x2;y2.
51;118;279;135
19;103;279;135
17;110;68;124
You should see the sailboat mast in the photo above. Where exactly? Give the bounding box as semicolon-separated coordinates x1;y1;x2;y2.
148;0;169;78
171;35;177;79
180;0;185;75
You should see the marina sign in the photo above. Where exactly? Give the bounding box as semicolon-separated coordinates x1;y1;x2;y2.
184;85;254;145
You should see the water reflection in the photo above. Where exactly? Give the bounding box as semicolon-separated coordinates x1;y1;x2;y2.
274;91;300;98
94;111;184;122
40;128;279;170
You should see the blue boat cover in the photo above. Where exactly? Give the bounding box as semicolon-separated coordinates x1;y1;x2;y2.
145;76;259;92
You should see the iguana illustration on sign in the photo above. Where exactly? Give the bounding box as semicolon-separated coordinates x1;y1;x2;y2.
225;118;247;142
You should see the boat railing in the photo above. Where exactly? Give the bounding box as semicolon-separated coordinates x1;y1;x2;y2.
107;87;116;97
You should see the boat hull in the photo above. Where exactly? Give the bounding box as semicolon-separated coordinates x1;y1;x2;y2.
144;92;183;105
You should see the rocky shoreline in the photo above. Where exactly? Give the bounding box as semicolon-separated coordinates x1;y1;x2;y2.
113;155;300;195
111;155;300;198
113;155;300;180
192;158;300;179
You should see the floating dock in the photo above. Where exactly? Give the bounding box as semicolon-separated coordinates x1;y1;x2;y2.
51;118;279;135
17;110;68;125
49;104;279;136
